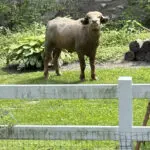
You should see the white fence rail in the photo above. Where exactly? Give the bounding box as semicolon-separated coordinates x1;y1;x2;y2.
0;77;150;150
0;84;117;99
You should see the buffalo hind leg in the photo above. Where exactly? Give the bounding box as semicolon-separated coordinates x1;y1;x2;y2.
89;57;97;80
53;48;62;76
44;42;53;79
44;51;52;79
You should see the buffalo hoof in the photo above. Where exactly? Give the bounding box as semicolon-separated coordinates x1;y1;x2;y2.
56;71;62;76
91;75;98;80
80;75;85;81
80;78;86;81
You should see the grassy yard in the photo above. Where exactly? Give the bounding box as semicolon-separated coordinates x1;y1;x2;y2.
0;66;150;149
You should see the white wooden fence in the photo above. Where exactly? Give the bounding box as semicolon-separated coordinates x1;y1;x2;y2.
0;77;150;150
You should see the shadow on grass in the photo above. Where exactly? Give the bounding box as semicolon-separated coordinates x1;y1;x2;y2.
1;64;88;84
15;76;84;84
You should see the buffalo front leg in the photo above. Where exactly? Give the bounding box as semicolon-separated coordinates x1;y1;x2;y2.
89;57;97;80
78;54;86;81
53;49;62;76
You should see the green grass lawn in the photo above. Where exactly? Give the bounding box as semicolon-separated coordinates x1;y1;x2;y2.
0;66;150;149
1;67;150;84
0;67;149;126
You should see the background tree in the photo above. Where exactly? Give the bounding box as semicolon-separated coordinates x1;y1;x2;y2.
0;0;58;30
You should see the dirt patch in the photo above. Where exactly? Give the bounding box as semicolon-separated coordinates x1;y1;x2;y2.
61;60;150;71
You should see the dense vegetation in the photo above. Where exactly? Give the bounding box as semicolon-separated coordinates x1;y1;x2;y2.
0;0;58;29
127;0;150;27
0;20;149;71
0;0;149;70
0;0;150;29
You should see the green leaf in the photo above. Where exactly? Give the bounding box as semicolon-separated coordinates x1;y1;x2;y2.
36;61;42;68
9;44;22;51
29;59;35;66
23;45;30;49
61;52;71;60
17;62;25;71
61;52;66;59
40;45;44;50
29;41;38;47
29;57;37;66
24;58;30;67
16;49;24;55
25;60;30;66
23;48;34;57
34;47;43;53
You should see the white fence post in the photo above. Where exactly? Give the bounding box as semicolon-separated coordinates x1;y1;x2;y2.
118;77;133;150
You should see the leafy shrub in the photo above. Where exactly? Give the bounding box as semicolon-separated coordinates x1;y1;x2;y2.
121;20;146;33
123;0;150;28
103;19;147;32
101;19;147;48
6;33;76;71
0;0;58;30
7;35;45;70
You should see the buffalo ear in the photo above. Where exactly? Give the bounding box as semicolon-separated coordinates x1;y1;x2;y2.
81;16;89;25
101;16;109;24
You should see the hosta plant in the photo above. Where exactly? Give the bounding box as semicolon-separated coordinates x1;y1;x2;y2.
6;34;74;71
6;35;45;70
